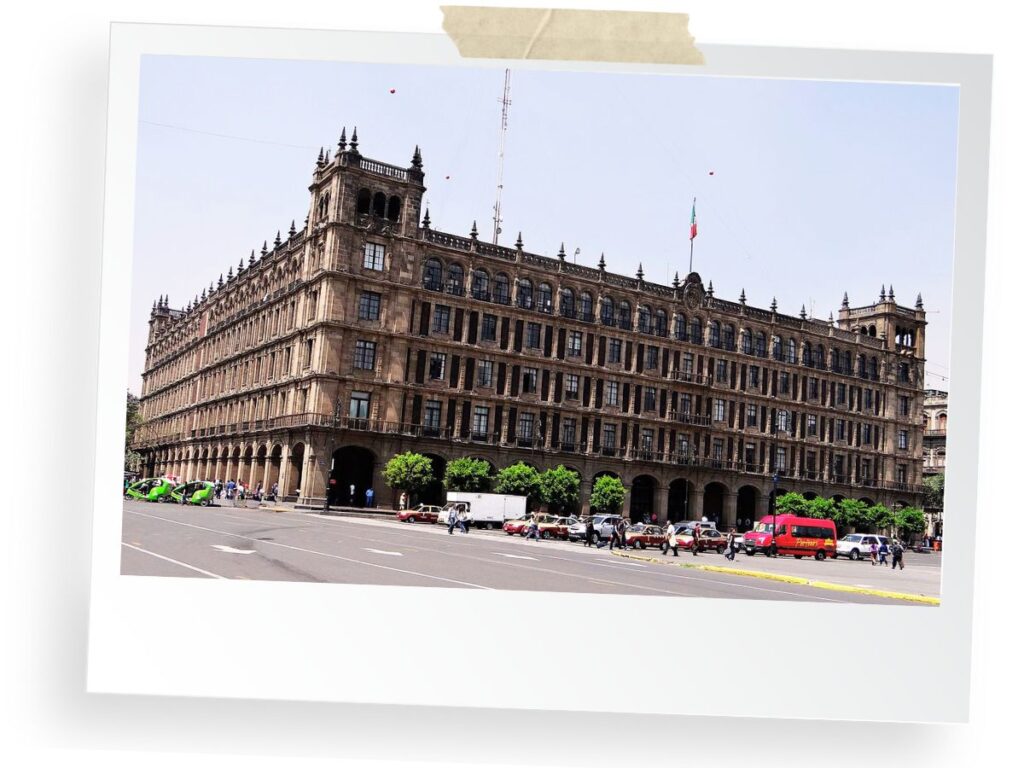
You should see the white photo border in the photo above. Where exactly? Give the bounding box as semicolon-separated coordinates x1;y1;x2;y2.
89;22;990;723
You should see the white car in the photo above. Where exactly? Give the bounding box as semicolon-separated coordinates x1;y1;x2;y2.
836;533;892;560
568;514;622;542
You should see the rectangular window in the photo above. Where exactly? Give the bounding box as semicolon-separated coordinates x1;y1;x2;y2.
428;352;446;380
349;391;370;421
518;412;535;440
522;367;538;394
749;366;760;387
775;446;787;472
568;331;583;357
606;380;619;406
865;389;874;409
777;409;790;432
746;404;757;427
526;322;541;349
677;434;691;459
806;452;817;475
807;414;817;436
303;340;313;368
780;371;790;395
472;406;489;438
481;313;498;341
646;346;659;369
639;429;654;458
566;374;580;400
358;291;381;321
862;424;872;443
713;398;726;421
898;429;909;450
809;378;820;399
602;424;617;449
477;360;493;387
608;338;622;364
716;359;728;383
897;464;908;484
712;438;724;463
682;353;694;376
744;443;757;469
432;305;451;333
561;418;577;447
680;393;692;415
837;383;847;405
423;400;441;430
353;340;376;370
836;420;847;441
644;386;657;411
898;395;910;417
362;242;385;270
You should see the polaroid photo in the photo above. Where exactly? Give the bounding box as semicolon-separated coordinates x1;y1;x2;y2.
89;21;990;723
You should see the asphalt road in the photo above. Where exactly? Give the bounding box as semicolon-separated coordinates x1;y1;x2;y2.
120;500;935;605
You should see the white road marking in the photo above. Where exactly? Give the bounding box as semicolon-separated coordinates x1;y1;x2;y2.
127;510;493;590
122;542;226;579
212;544;256;554
493;553;538;561
363;548;403;557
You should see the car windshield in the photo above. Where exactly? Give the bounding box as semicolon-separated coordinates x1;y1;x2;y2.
841;535;859;542
753;522;774;533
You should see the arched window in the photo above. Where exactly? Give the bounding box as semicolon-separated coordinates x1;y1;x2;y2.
938;413;947;431
471;268;489;299
560;287;576;317
580;292;594;321
356;189;371;215
857;354;866;377
600;297;615;325
843;351;852;374
690;316;703;344
654;309;668;337
815;344;825;368
446;263;465;295
423;258;442;290
618;300;632;330
869;356;878;379
538;283;553;313
755;332;767;357
772;335;782;360
741;329;752;354
372;192;387;217
787;338;797;364
494;273;510;304
830;348;839;371
638;305;652;333
674;313;687;340
868;325;877;337
386;195;402;222
723;324;736;350
802;342;812;366
708;320;721;348
517;278;534;309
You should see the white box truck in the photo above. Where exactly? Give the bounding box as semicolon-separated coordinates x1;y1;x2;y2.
436;492;527;529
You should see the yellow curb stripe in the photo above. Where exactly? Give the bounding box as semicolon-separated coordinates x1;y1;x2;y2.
610;550;939;605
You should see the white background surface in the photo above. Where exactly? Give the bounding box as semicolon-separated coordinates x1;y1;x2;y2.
2;1;1020;766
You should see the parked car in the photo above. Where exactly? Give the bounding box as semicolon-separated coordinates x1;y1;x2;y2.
836;533;892;560
567;515;594;542
625;523;666;550
742;515;838;560
503;515;535;535
676;527;730;553
171;480;215;506
124;477;174;503
568;514;623;543
397;504;442;523
536;516;578;540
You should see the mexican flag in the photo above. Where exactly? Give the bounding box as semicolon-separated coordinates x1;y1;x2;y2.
689;199;698;240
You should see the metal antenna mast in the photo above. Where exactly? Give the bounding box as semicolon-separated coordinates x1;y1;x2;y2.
492;68;511;245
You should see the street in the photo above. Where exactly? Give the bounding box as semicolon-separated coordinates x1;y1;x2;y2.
120;500;938;604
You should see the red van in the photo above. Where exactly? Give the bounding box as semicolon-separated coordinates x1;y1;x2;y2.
742;515;837;560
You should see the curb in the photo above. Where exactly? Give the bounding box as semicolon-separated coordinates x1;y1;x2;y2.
610;550;940;605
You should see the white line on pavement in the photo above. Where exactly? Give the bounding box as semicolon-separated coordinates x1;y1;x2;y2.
363;548;403;557
126;510;494;590
492;553;538;561
122;542;226;579
211;544;256;554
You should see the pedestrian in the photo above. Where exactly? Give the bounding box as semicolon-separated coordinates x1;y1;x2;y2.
349;483;356;505
365;487;375;508
457;506;469;534
584;516;595;547
226;479;235;500
616;518;627;550
399;492;407;511
869;540;879;566
608;519;620;551
525;515;540;542
651;512;658;527
255;482;263;502
892;539;905;570
725;528;737;561
691;525;701;557
878;540;890;567
270;481;278;502
447;506;459;535
662;522;679;557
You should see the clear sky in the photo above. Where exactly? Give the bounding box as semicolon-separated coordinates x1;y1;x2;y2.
131;56;958;394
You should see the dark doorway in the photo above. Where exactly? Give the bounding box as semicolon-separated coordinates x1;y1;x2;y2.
328;446;376;506
629;475;657;523
703;483;726;526
419;453;447;506
736;485;759;532
667;478;691;523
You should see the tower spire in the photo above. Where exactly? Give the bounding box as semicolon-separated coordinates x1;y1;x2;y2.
492;68;512;245
336;128;347;156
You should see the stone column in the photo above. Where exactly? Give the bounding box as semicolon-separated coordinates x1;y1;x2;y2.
723;492;739;530
279;450;292;501
622;484;632;519
579;479;593;516
653;484;669;525
689;486;704;521
303;448;326;503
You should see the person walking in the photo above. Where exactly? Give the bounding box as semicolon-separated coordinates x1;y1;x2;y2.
349;483;356;506
270;481;278;502
447;506;459;535
892;539;905;570
226;479;235;501
725;528;738;561
615;518;627;550
869;540;879;566
584;516;595;547
399;492;407;511
878;540;890;567
662;522;679;557
525;515;540;542
365;487;375;508
690;525;701;557
456;506;470;534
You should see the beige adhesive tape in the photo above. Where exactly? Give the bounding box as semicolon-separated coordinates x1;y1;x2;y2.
440;6;705;65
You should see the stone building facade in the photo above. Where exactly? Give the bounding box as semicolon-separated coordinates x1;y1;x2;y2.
922;388;948;536
133;132;928;530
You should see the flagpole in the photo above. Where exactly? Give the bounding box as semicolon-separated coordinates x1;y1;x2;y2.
688;196;696;274
689;238;693;274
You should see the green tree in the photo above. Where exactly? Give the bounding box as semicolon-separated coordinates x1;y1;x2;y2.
774;492;809;515
494;462;543;508
589;475;626;516
804;496;836;520
539;465;581;515
924;473;945;510
125;391;143;472
866;503;897;534
895;506;927;540
833;498;870;531
443;457;493;492
382;452;435;497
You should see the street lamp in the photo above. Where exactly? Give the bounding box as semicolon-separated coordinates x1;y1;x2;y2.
769;409;780;557
323;393;345;513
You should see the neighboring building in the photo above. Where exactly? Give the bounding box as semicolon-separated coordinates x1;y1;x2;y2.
132;132;928;529
922;388;947;536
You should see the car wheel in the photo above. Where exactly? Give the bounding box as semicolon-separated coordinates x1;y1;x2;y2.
850;549;861;561
716;545;725;554
632;541;640;549
407;517;416;523
794;555;803;559
542;531;550;540
200;499;210;507
157;495;167;503
639;542;647;550
506;531;513;536
815;550;826;561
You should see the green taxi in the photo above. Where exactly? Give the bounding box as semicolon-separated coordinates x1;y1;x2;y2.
171;480;216;506
124;477;174;502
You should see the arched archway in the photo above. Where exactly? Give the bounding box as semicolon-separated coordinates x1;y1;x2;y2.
267;444;283;494
736;485;760;533
288;443;305;497
420;453;447;507
803;491;819;500
703;482;727;526
858;497;875;506
628;474;657;523
667;478;693;523
329;445;377;506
